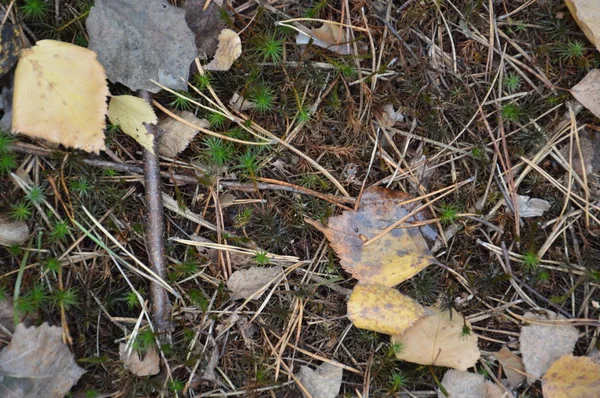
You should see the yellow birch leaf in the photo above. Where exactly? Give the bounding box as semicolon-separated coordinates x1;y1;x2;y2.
205;29;241;71
12;40;109;154
542;355;600;398
306;186;435;287
108;95;157;153
392;307;480;371
565;0;600;52
347;284;425;335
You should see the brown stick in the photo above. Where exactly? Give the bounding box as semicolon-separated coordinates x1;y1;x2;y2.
140;90;171;334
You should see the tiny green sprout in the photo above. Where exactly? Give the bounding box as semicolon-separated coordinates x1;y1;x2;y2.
537;269;550;283
477;366;490;378
332;60;356;78
296;107;311;123
133;329;156;353
106;122;120;134
504;73;521;92
188;289;209;311
0;131;15;154
70;177;90;197
125;290;140;309
74;35;88;48
85;390;99;398
304;0;328;18
234;207;253;228
207;111;228;129
470;146;485;160
251;84;275;113
254;250;270;266
169;91;193;110
203;136;234;166
255;34;284;63
299;173;329;190
461;323;472;337
19;0;49;21
10;201;32;221
168;379;185;392
557;40;586;60
389;341;403;356
52;288;79;309
236;148;261;176
0;152;17;175
523;250;540;272
501;103;522;122
439;204;459;225
389;371;408;391
50;221;70;242
17;283;49;314
44;257;61;273
192;72;211;91
26;185;45;204
103;168;117;177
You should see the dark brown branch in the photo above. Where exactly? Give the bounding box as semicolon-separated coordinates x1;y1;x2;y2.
140;90;171;334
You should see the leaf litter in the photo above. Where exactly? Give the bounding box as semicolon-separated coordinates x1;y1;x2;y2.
542;355;600;398
227;265;284;300
119;343;160;377
296;362;343;398
157;110;209;157
438;369;507;398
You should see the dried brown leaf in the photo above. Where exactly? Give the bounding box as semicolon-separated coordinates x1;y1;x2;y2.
157;110;209;157
205;29;241;71
296;22;353;55
227;266;284;300
520;310;579;383
542;355;600;398
119;343;160;376
306;186;434;287
0;213;29;246
0;323;85;397
296;362;343;398
495;345;526;387
571;69;600;119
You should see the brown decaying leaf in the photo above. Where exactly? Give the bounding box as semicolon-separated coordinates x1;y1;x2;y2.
0;323;85;397
438;370;507;398
392;307;480;371
86;0;197;93
12;40;108;153
306;186;434;287
542;355;600;398
0;212;29;246
347;284;425;335
296;22;353;55
519;310;579;383
157;110;209;157
185;0;225;59
227;266;284;300
205;29;242;71
296;362;343;398
494;345;526;387
565;0;600;53
119;343;160;376
571;69;600;119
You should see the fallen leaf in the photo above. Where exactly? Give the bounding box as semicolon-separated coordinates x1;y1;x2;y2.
229;91;256;111
296;22;353;55
438;369;507;398
185;0;225;59
119;343;160;376
306;186;434;287
392;307;480;370
347;284;425;335
494;345;526;387
0;213;29;246
157;110;209;157
227;266;284;300
87;0;197;93
512;195;551;218
296;362;343;398
542;355;600;398
0;24;21;78
0;322;85;397
205;29;242;71
12;40;108;153
198;344;219;382
520;310;579;383
565;0;600;52
571;69;600;119
108;95;157;153
378;103;404;129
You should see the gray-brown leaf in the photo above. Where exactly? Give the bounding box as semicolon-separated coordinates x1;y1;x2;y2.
227;266;284;300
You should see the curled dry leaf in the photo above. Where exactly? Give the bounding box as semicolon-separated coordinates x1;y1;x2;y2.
438;370;507;398
12;40;109;153
157;110;209;157
494;345;526;387
0;212;29;246
296;362;343;398
119;343;160;376
87;0;197;93
108;95;157;153
185;0;225;59
0;323;85;398
519;310;579;383
205;29;242;71
542;355;600;398
378;103;404;129
347;284;425;335
565;0;600;52
392;307;480;371
296;22;353;55
513;195;551;218
306;186;434;287
227;266;284;300
229;91;256;111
